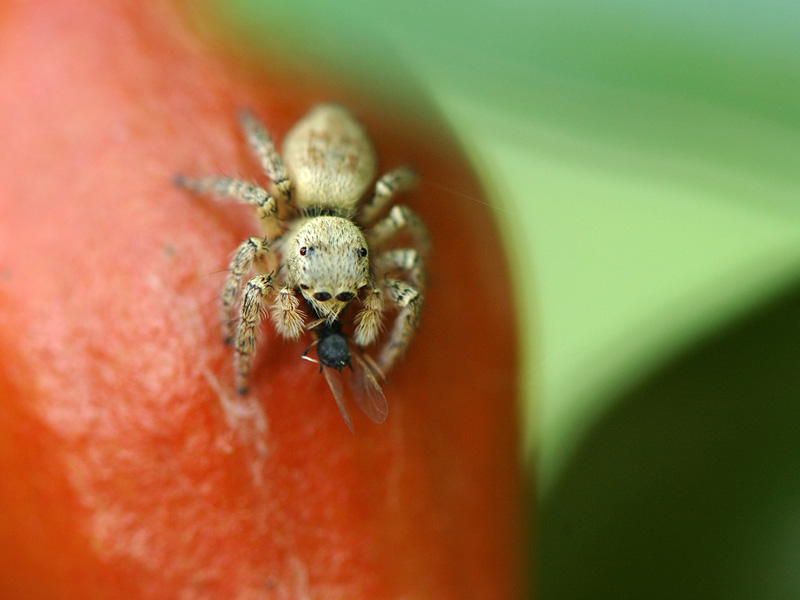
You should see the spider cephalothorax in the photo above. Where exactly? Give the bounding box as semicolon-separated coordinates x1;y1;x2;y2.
284;216;371;322
177;104;429;400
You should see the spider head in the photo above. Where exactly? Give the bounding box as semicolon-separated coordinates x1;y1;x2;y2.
289;216;370;321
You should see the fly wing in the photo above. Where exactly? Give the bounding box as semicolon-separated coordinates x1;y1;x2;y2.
323;367;354;433
351;355;388;424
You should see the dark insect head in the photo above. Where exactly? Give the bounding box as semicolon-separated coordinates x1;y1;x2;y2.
315;320;351;372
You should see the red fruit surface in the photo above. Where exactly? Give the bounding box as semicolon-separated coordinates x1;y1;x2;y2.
0;1;522;598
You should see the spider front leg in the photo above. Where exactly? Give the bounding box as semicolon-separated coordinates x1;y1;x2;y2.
221;236;271;344
234;272;276;395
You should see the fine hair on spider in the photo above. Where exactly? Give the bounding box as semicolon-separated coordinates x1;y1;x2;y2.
176;103;430;427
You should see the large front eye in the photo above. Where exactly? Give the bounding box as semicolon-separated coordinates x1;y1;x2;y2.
313;292;332;301
335;292;354;302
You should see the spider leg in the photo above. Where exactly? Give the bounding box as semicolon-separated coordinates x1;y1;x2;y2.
234;272;276;395
366;205;431;270
373;248;424;287
237;109;293;203
355;205;429;356
358;166;417;227
221;236;271;345
376;279;423;373
175;175;282;237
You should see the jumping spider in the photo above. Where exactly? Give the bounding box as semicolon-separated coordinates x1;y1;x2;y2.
176;104;430;397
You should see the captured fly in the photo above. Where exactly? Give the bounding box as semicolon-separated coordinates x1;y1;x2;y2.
303;319;388;432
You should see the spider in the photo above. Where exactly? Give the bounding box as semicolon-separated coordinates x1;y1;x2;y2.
176;104;430;396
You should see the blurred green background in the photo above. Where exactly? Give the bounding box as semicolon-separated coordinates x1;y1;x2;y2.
205;0;800;596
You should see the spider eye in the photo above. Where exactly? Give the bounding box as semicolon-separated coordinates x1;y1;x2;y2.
299;284;310;290
313;292;332;302
335;292;354;302
358;247;368;258
299;246;307;256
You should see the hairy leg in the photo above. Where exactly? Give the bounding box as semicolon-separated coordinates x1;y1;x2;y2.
373;248;424;287
175;175;281;235
376;279;423;374
366;205;431;272
234;272;275;394
220;237;271;344
358;166;417;226
237;110;293;202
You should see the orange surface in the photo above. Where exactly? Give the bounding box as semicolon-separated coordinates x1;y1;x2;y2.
0;1;522;598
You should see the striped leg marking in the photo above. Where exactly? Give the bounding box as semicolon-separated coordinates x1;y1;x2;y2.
238;110;293;202
358;166;418;226
376;279;422;373
234;272;275;394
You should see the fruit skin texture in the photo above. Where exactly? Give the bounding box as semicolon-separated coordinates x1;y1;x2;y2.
0;2;522;599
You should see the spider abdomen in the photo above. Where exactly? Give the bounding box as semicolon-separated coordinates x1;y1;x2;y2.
282;104;377;216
